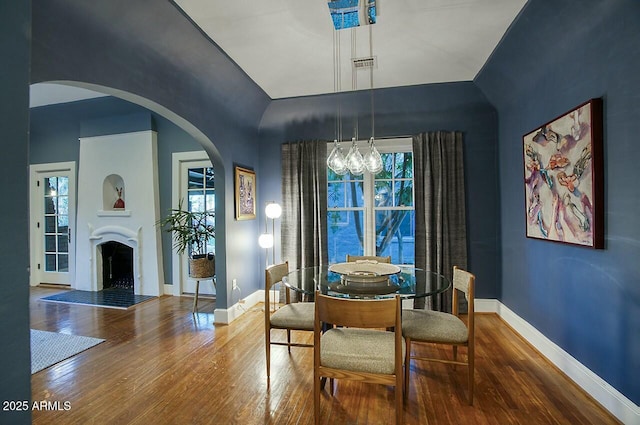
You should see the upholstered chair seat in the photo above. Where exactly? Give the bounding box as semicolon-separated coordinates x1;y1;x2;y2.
402;309;468;344
270;302;315;330
321;328;406;375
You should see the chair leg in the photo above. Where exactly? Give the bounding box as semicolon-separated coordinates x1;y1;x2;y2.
287;329;291;353
404;338;411;397
468;346;474;405
396;367;403;424
192;280;200;313
266;329;271;382
314;371;321;425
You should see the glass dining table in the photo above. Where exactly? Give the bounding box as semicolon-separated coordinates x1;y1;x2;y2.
282;265;451;300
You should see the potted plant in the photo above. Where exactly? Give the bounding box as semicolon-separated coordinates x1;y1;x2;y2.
157;200;216;278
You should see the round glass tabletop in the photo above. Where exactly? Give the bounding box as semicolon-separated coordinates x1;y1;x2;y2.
282;265;450;299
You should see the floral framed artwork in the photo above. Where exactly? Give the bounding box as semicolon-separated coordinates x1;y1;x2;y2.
523;98;604;248
234;166;256;220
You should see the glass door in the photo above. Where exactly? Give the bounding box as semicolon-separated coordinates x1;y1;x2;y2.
177;157;216;296
30;163;76;286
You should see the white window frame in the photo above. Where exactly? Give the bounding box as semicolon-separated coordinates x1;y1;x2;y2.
327;137;413;259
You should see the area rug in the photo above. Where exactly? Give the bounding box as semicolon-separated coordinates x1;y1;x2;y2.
31;329;105;374
40;288;156;309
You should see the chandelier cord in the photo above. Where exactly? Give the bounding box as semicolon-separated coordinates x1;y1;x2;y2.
369;23;375;140
334;28;342;143
327;5;382;176
352;27;358;141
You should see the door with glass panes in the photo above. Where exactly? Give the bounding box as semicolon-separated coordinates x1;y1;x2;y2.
30;163;76;286
179;160;216;296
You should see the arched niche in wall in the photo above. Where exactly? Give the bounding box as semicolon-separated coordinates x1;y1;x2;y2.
103;174;125;211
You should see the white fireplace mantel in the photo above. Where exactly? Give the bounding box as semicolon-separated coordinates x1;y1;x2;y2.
74;131;164;296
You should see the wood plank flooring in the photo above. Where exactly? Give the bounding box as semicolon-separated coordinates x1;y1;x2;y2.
30;287;620;425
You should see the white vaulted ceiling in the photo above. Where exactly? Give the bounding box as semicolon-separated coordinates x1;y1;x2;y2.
174;0;527;99
29;0;527;105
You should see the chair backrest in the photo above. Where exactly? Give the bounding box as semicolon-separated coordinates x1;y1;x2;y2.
265;262;289;308
345;254;392;264
452;265;475;336
453;266;474;297
266;262;289;290
452;266;475;311
315;293;400;329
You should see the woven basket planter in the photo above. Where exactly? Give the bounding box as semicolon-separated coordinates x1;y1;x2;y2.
189;255;215;278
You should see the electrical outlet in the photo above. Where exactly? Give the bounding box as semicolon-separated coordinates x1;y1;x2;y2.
232;279;238;291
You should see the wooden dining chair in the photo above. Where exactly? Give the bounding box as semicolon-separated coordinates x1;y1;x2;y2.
313;292;405;425
265;261;314;383
402;266;476;404
345;254;392;263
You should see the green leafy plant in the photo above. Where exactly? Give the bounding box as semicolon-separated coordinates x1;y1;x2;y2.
157;200;215;258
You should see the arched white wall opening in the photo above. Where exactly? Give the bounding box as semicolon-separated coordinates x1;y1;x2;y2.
30;81;228;306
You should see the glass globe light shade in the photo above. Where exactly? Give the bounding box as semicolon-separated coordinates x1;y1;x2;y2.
265;202;282;219
327;140;348;175
364;137;383;174
345;138;365;176
258;233;274;249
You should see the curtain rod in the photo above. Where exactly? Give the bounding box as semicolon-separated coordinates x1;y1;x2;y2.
374;135;414;140
318;135;414;144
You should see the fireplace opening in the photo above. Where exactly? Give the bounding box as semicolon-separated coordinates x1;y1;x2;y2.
101;241;134;291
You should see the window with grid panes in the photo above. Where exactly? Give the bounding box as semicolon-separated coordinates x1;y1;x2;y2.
327;138;414;264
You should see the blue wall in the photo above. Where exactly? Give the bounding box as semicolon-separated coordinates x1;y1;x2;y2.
0;2;31;424
30;97;204;287
475;0;640;405
259;82;501;298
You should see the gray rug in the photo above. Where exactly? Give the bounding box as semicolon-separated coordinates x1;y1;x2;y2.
41;289;156;309
31;329;105;374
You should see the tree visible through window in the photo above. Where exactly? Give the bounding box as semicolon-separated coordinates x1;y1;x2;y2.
187;167;215;256
44;176;69;272
327;139;414;264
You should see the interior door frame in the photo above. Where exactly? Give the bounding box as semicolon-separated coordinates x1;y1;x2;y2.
29;161;77;287
170;151;214;296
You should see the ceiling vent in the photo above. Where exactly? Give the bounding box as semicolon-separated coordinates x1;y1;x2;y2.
352;56;377;70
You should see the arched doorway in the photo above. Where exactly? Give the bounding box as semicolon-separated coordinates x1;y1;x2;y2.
29;82;227;305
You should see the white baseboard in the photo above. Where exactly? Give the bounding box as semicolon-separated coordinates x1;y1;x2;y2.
214;289;265;325
478;298;638;425
475;298;500;313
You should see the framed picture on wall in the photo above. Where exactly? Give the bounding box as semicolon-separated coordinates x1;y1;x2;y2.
522;98;604;248
234;166;256;220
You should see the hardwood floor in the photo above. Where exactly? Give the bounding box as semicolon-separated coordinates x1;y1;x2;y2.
30;287;619;425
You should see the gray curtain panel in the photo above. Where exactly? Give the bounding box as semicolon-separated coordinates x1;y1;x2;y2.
413;131;468;312
281;141;328;272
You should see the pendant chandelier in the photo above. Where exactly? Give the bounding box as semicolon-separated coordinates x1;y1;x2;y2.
327;1;382;176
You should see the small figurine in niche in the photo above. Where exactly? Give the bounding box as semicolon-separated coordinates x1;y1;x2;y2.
114;187;125;209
